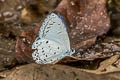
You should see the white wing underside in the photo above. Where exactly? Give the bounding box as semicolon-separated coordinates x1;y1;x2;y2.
32;12;74;64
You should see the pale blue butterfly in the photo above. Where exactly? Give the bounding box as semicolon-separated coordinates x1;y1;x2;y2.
32;12;75;64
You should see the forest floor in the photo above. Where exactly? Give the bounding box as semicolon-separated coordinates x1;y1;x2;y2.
0;0;120;80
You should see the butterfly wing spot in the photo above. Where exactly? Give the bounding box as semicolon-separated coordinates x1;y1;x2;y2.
46;41;49;44
71;48;75;53
32;54;39;60
47;27;50;29
46;30;49;33
72;49;74;52
43;23;45;26
33;46;35;49
36;58;39;60
34;53;37;56
58;23;60;25
32;40;43;49
42;50;44;53
44;59;46;61
32;51;43;64
35;37;40;41
49;23;53;25
57;32;62;34
51;13;56;17
36;59;43;64
36;42;38;44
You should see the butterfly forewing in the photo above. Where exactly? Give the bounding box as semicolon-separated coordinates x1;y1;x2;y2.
38;13;70;50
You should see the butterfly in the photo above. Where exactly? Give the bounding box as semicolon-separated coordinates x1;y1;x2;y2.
32;11;75;64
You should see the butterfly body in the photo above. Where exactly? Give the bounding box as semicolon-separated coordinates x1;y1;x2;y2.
32;12;75;64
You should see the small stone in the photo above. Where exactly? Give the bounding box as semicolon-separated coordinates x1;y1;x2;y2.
17;5;23;11
0;0;5;2
70;1;75;6
0;13;2;17
3;11;13;17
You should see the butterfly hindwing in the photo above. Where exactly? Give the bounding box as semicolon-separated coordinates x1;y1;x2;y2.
32;39;66;64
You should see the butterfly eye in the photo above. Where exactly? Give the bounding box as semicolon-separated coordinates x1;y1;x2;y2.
46;55;48;57
57;47;60;49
